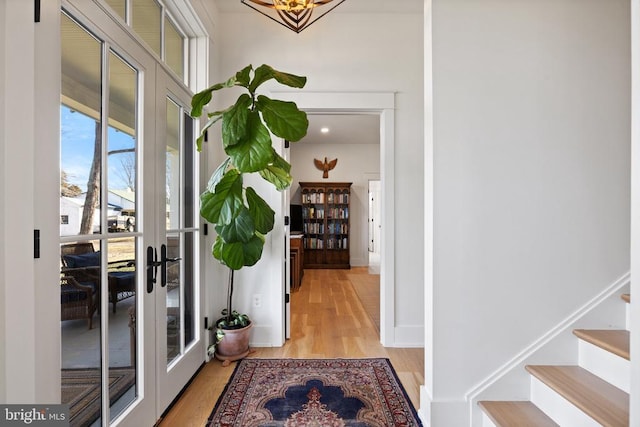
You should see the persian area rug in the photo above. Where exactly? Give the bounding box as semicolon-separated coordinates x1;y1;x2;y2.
207;358;422;427
61;367;135;426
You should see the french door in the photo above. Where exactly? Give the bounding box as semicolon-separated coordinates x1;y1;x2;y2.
59;4;203;426
153;68;203;414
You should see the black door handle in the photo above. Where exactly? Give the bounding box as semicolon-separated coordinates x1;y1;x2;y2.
160;243;182;288
146;246;161;293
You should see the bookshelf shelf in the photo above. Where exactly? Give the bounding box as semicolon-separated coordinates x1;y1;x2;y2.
300;182;352;269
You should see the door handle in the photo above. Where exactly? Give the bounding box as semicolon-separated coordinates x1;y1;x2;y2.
160;243;182;288
146;246;161;293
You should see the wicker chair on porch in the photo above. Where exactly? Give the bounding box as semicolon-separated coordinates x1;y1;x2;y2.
60;274;98;329
60;242;136;314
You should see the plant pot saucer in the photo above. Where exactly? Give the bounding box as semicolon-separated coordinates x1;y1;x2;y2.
214;348;254;366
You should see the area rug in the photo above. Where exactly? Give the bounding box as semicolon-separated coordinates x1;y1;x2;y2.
61;367;135;426
207;358;422;427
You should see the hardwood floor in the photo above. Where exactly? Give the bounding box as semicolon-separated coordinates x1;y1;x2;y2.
157;267;424;426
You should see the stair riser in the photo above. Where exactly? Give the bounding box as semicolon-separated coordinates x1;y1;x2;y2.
530;376;601;426
578;340;630;393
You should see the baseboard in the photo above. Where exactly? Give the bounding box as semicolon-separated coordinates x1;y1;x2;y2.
419;385;432;426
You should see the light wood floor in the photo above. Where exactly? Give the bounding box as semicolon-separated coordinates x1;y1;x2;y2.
157;267;424;426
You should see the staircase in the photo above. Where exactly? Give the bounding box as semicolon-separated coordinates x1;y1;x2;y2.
479;294;631;426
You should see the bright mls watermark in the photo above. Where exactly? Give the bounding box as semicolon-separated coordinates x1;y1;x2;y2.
0;405;68;426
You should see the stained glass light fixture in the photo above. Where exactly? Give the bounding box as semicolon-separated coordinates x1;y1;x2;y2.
241;0;346;33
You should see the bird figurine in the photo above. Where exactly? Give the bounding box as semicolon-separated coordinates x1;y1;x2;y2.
314;157;338;179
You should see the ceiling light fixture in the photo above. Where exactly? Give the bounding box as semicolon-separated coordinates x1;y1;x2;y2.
241;0;346;33
320;127;330;134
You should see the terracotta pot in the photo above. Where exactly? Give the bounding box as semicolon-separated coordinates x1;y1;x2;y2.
214;322;253;363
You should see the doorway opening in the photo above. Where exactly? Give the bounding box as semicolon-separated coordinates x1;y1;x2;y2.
277;91;396;346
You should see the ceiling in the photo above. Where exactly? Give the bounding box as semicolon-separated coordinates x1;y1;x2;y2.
302;114;380;145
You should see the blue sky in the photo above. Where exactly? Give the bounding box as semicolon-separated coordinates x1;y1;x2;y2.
61;105;136;192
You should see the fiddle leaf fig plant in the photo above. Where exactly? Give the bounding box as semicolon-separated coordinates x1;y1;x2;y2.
192;64;308;328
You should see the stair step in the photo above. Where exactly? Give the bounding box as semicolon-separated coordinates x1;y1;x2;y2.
526;365;629;427
478;401;559;427
621;293;630;303
573;329;630;360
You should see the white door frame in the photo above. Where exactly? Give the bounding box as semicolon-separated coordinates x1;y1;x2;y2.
273;92;396;346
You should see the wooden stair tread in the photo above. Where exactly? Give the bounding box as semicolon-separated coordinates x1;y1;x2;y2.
525;365;629;427
572;329;630;360
478;401;559;427
621;293;630;303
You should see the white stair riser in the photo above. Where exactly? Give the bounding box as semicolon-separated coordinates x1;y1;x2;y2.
626;302;630;331
481;412;497;427
578;340;630;393
530;376;600;426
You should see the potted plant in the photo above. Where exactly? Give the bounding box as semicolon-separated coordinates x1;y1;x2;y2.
191;64;308;364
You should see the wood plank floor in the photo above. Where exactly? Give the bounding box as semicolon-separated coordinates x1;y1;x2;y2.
157;267;424;426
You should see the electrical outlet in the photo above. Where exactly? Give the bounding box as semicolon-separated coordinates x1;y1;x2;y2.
253;294;262;308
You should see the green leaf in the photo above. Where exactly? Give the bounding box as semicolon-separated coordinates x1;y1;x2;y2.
256;96;308;142
258;164;292;191
207;157;231;193
196;112;224;152
246;187;275;234
190;76;237;117
215;207;255;243
212;235;223;262
226;112;274;172
200;169;243;225
215;234;265;270
222;94;252;148
271;150;292;174
235;65;253;88
249;64;307;93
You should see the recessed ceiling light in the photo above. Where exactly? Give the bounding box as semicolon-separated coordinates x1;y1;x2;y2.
320;127;330;134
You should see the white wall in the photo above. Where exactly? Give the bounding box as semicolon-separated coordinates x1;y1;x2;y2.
429;0;631;424
1;0;40;403
0;0;6;403
290;142;380;267
211;9;425;338
630;0;640;424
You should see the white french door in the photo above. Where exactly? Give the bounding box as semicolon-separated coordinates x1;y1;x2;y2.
153;69;203;413
59;3;203;426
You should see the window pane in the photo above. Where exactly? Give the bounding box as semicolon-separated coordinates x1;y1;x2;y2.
105;0;126;21
164;16;185;81
61;13;103;237
60;240;103;423
132;0;161;56
107;51;137;233
166;98;181;229
107;237;138;421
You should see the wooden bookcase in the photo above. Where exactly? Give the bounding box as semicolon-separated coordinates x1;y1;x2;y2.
299;182;352;269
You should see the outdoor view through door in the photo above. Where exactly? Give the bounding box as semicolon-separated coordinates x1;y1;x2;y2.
60;12;139;425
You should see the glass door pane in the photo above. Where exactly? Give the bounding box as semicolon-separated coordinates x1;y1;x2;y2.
106;51;138;422
60;14;106;427
165;99;196;366
61;13;142;426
